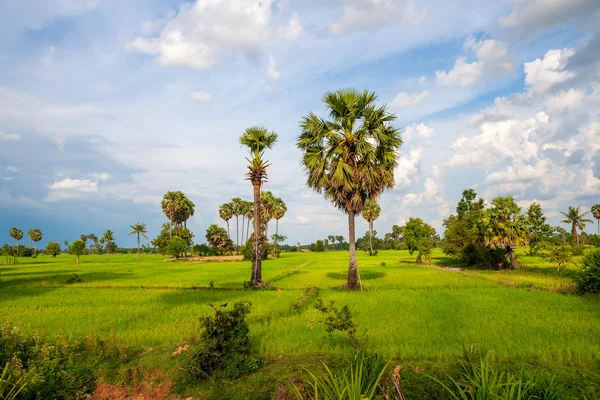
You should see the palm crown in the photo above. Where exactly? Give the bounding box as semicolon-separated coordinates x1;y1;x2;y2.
240;126;278;185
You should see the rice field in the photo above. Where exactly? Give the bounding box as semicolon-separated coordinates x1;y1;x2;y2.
2;249;599;368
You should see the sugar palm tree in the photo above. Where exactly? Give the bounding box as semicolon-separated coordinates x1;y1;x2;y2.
362;200;381;256
129;223;148;261
219;202;234;239
260;191;276;238
297;89;401;290
560;206;592;245
245;201;253;244
88;233;97;254
9;227;23;256
271;197;287;256
592;204;600;236
240;126;278;287
161;192;181;238
231;197;243;253
102;230;115;260
28;228;43;256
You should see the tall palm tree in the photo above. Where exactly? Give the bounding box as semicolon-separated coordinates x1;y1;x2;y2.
9;227;23;256
560;206;592;245
272;197;287;256
129;223;148;261
362;200;381;256
102;230;115;260
297;89;401;290
245;201;253;244
161;192;181;238
260;191;276;238
80;234;88;250
219;202;234;239
240;126;278;287
28;228;43;256
231;197;243;253
88;233;97;254
592;204;600;236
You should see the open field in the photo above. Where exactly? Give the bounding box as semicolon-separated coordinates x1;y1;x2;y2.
2;250;599;366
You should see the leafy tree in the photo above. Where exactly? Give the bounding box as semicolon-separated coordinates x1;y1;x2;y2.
297;89;401;290
44;242;60;258
9;227;23;256
525;202;552;252
271;233;287;257
575;249;600;295
259;191;276;239
80;234;88;250
362;200;381;256
102;230;115;260
70;240;86;263
314;239;325;252
240;126;278;287
402;218;436;264
205;224;233;255
129;222;148;261
219;202;234;239
592;204;600;236
542;244;573;272
166;237;188;259
28;228;43;256
193;243;211;256
161;191;195;238
560;206;592;245
483;196;529;270
152;223;194;255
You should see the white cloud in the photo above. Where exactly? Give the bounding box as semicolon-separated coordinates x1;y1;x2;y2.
436;38;514;87
128;0;272;70
524;48;575;93
284;12;302;40
86;172;111;182
6;166;19;172
265;54;280;91
394;147;423;188
190;91;213;103
403;122;433;140
0;132;20;141
400;177;441;206
45;173;110;201
2;177;14;181
390;91;429;108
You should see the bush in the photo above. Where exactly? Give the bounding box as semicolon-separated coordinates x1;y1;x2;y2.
575;249;600;295
45;242;61;257
166;237;188;259
187;302;261;380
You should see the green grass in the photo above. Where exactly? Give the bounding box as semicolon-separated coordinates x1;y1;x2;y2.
1;249;599;369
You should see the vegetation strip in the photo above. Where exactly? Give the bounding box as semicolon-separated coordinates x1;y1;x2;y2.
267;260;314;284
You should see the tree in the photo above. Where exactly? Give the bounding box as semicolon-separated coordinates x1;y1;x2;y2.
483;196;529;270
231;197;243;253
152;223;194;255
129;223;148;261
166;237;188;259
219;202;234;239
9;227;23;256
297;89;402;290
542;244;573;272
161;191;194;238
80;234;88;250
259;191;276;239
244;201;253;246
271;198;287;257
592;204;600;236
88;233;97;254
560;206;592;245
45;242;61;257
362;200;381;256
205;224;233;255
161;191;180;238
102;230;115;260
526;202;552;251
240;126;278;287
402;218;436;264
28;228;43;256
70;240;86;263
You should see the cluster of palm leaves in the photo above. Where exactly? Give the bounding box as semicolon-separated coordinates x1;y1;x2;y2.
161;191;195;237
362;200;381;256
8;227;43;257
219;198;253;252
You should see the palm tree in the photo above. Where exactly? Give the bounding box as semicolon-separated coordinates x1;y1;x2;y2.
102;230;115;260
88;233;97;254
240;126;278;287
9;227;23;256
219;202;234;239
129;223;148;261
297;89;402;290
272;197;287;256
161;192;181;238
231;197;243;253
260;191;276;238
560;206;592;245
80;234;88;250
28;228;43;256
362;200;381;256
592;204;600;236
245;201;253;244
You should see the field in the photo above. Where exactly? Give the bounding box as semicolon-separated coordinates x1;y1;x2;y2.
1;250;600;397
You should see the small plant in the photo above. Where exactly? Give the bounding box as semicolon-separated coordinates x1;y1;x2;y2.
380;262;386;267
310;298;361;352
542;244;573;272
187;302;261;380
66;273;82;284
575;248;600;295
0;362;42;400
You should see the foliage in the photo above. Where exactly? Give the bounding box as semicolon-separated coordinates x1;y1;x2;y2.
525;202;552;252
575;248;600;295
270;233;287;258
161;191;195;231
402;217;436;264
70;240;86;263
312;298;361;352
314;240;325;253
560;206;592;245
44;242;61;257
193;243;211;256
242;236;269;261
27;229;43;256
205;224;233;255
187;302;260;380
0;362;41;400
152;223;194;255
166;237;188;259
542;244;573;272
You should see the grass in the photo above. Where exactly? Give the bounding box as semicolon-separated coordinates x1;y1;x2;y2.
1;249;599;397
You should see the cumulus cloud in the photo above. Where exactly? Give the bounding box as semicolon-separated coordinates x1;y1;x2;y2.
128;0;272;69
390;91;429;108
524;48;575;93
400;177;441;206
6;166;19;172
45;173;110;201
284;12;302;40
190;91;213;103
0;132;20;141
403;122;433;140
394;147;423;188
436;38;514;87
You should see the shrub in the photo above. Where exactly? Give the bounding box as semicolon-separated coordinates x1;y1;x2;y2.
187;302;261;380
311;298;361;352
575;249;600;295
242;236;270;261
45;242;61;257
166;237;188;259
542;244;573;272
70;240;86;263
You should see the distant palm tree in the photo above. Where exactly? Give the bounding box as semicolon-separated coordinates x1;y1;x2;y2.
80;234;88;250
161;192;181;238
9;227;23;256
219;202;234;239
245;202;253;244
102;230;115;260
297;89;402;290
260;191;276;238
560;206;592;245
88;233;97;254
272;197;287;256
592;204;600;236
28;228;43;256
240;126;278;287
362;200;381;256
129;223;148;261
231;197;243;253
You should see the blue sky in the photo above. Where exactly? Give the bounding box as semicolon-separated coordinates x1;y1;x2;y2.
1;0;600;248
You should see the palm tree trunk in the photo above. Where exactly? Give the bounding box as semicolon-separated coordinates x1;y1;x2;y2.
346;211;360;290
572;223;579;245
597;219;599;236
246;219;250;245
34;241;37;257
137;234;140;261
274;218;279;257
236;215;240;254
241;216;245;244
251;183;261;286
506;246;520;269
226;220;230;238
368;221;373;256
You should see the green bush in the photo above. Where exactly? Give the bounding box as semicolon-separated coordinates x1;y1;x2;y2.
575;249;600;294
187;302;261;380
166;237;188;259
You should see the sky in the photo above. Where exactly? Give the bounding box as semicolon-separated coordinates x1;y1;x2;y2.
1;0;600;248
